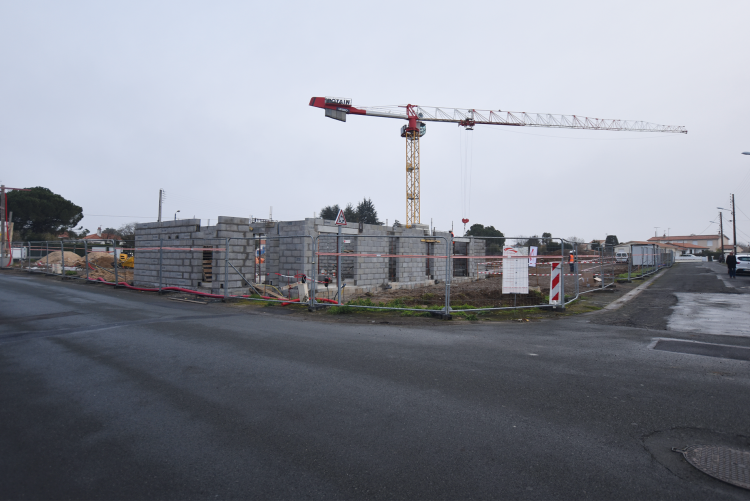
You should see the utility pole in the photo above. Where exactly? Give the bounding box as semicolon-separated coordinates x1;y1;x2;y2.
719;212;725;260
1;185;5;263
0;185;30;266
731;194;737;255
157;189;163;223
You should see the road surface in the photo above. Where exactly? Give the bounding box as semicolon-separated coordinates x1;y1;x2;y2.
1;263;748;499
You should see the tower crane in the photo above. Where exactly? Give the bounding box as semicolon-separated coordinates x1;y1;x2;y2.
309;97;687;228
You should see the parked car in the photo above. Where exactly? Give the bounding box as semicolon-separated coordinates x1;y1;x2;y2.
615;252;629;263
736;254;750;274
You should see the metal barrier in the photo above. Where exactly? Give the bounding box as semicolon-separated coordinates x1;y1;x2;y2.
1;234;677;316
312;233;451;314
626;244;672;281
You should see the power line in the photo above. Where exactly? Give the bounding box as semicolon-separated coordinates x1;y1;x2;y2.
83;214;157;218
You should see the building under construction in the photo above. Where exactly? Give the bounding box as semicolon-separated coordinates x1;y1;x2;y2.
133;217;486;296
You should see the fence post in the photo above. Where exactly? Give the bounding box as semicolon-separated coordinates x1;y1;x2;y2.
113;239;118;285
224;238;229;301
560;240;565;307
599;246;603;289
444;235;452;316
158;238;163;294
309;235;317;310
573;243;581;297
84;240;89;281
627;245;631;282
60;240;65;277
27;242;31;271
46;241;49;272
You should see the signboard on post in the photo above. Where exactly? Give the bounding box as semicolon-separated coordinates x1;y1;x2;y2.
334;209;347;226
502;246;529;294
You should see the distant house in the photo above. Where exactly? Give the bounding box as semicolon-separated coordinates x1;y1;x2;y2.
615;241;685;255
83;227;121;245
647;234;729;252
587;239;605;250
83;227;122;256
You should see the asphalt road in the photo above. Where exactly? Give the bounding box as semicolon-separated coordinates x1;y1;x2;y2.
1;266;749;500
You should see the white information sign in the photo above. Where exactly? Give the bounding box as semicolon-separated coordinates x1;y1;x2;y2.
502;246;529;294
528;246;538;267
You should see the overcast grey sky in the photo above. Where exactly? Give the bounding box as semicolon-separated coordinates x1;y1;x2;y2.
1;1;749;243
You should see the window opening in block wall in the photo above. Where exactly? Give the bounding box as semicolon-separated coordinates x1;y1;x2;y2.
453;241;468;277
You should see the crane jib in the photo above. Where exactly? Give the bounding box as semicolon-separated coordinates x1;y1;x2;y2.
309;95;686;230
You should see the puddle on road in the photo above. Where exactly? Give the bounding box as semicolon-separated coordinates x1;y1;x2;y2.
668;293;750;337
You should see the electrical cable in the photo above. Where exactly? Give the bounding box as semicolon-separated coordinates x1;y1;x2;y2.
697;221;716;235
84;214;157;218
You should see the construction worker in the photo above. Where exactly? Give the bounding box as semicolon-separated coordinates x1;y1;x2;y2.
569;252;575;273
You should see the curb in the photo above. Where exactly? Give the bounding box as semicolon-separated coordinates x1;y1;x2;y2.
597;269;666;312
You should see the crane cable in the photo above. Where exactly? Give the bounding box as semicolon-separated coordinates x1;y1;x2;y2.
459;128;473;233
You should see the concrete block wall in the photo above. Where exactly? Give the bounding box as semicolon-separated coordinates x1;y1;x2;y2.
134;217;262;292
134;215;459;296
133;219;205;288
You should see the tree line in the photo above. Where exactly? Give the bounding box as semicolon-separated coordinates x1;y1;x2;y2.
320;198;381;225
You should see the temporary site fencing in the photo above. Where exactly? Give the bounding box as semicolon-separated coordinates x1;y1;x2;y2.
627;243;673;281
2;236;675;316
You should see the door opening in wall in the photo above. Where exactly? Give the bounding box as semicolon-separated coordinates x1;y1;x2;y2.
202;247;213;283
426;242;433;278
453;241;468;277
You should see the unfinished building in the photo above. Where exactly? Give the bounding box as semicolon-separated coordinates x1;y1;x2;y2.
133;217;486;296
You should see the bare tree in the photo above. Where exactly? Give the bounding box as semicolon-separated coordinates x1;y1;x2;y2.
117;222;137;242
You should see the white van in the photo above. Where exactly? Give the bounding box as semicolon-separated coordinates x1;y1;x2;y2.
615;252;629;263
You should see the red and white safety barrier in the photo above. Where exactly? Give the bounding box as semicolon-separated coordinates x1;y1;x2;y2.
549;262;562;305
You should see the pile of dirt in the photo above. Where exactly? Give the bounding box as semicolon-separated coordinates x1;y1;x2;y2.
87;251;115;268
36;251;84;267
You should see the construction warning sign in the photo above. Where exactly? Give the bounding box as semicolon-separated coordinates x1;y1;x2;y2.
334;209;347;226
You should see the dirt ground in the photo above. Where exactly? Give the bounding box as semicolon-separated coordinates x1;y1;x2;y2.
344;262;630;308
84;268;134;283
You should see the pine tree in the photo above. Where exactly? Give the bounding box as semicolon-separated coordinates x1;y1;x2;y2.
344;203;358;223
356;198;380;225
319;205;340;221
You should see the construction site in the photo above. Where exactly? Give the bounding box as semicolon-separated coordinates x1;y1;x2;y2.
4;95;687;314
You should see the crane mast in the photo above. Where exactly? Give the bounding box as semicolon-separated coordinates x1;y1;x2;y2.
310;97;687;228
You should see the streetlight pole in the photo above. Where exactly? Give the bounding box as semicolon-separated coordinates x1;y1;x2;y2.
174;210;180;221
719;213;724;261
731;194;737;255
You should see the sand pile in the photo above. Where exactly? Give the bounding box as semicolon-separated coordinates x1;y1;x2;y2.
36;251;84;267
87;251;115;267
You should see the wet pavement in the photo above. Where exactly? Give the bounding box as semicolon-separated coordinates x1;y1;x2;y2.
1;266;748;500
